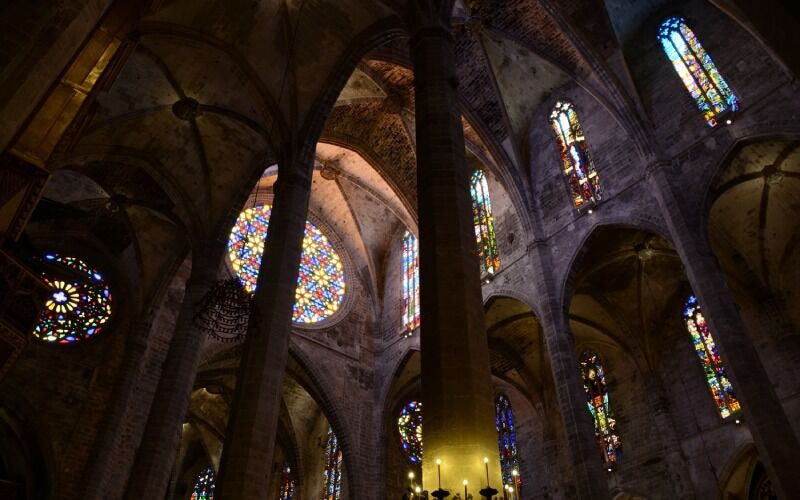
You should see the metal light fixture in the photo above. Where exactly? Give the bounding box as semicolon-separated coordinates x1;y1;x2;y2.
193;277;252;342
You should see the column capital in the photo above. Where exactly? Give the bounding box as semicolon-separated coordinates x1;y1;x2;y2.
643;157;674;181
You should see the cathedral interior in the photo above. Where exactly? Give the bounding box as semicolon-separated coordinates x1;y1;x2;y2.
0;0;799;499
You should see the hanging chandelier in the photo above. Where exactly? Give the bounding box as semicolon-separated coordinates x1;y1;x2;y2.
193;277;252;343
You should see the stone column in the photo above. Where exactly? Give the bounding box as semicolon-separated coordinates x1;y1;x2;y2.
646;160;800;499
125;249;220;499
81;319;150;499
640;376;693;497
528;243;610;499
408;1;502;492
215;151;313;499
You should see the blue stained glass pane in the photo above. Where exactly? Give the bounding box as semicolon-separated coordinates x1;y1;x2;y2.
658;17;739;126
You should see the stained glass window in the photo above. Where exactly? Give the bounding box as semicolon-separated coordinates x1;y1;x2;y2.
550;101;601;209
470;170;500;275
227;205;346;323
190;466;215;500
495;394;520;488
402;231;420;330
33;253;113;344
683;295;741;418
658;17;739;127
279;463;295;500
579;350;621;463
397;400;423;465
322;426;342;500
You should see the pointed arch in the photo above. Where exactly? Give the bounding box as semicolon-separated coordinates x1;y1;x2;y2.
470;170;501;275
658;17;739;127
549;101;601;209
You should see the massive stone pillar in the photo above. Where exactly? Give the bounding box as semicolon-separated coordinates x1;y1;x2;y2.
646;160;800;499
216;151;313;499
528;244;610;499
125;249;221;499
408;1;502;493
81;319;150;499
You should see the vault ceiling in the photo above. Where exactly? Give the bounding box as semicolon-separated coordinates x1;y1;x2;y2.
567;228;687;371
709;140;800;324
44;0;632;299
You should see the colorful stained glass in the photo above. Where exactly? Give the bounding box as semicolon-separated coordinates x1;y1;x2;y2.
470;170;501;275
658;17;739;127
227;205;346;324
322;426;343;500
495;394;521;489
579;350;621;463
279;463;295;500
550;101;601;209
402;231;420;330
683;295;741;418
397;400;423;464
33;253;113;344
190;466;215;500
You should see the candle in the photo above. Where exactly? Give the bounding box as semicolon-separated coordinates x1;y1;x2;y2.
436;458;442;489
483;457;490;487
463;479;468;499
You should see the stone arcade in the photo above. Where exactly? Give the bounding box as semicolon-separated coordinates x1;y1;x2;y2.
0;0;798;499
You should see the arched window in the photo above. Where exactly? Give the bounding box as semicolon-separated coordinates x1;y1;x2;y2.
397;400;423;464
658;17;739;127
470;170;500;275
495;394;521;489
402;230;420;330
550;101;601;209
322;426;343;500
228;205;346;323
579;350;621;463
33;253;113;344
190;466;215;500
279;463;295;500
683;295;741;418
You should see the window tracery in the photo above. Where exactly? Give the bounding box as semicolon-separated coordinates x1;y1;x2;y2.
683;295;740;418
398;400;423;465
402;230;420;330
33;253;113;344
579;350;621;463
227;204;345;323
495;394;520;488
469;170;500;275
658;17;739;126
323;426;342;500
190;466;215;500
549;101;601;209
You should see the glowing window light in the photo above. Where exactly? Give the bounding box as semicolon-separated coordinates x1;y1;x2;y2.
398;400;423;464
683;295;741;418
227;205;345;324
658;17;739;127
34;254;112;344
549;101;601;209
470;170;501;275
